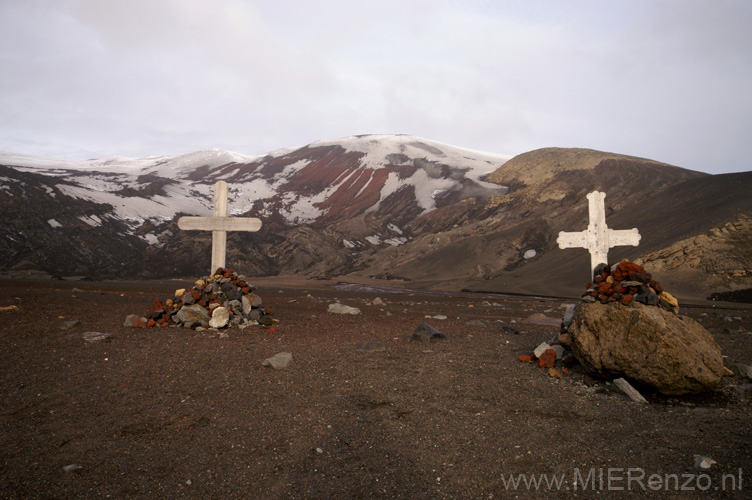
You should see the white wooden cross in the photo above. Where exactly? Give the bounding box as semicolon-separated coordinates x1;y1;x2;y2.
178;180;262;274
556;191;641;277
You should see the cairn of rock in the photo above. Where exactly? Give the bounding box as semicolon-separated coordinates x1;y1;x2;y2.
578;260;679;311
126;268;275;330
558;260;726;395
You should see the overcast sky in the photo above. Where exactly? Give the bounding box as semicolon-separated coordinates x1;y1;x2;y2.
1;0;750;174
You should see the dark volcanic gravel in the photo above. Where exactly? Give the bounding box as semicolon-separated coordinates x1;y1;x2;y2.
1;277;751;499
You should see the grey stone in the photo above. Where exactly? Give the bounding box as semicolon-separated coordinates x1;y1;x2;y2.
246;293;263;308
581;295;596;303
242;295;253;315
221;282;242;301
634;291;658;306
410;321;446;342
612;377;648;404
619;280;644;287
82;331;113;343
562;304;576;327
175;304;211;324
328;303;362;315
727;362;752;380
372;297;385;306
466;319;487;328
694;455;716;470
62;464;83;473
551;345;565;360
229;299;243;317
356;341;386;352
182;292;196;305
262;352;293;369
59;320;81;330
209;307;230;328
123;314;140;327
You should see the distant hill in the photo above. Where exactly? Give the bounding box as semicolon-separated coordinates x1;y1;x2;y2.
1;137;750;300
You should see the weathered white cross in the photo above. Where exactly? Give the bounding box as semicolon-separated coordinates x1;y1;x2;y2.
556;191;641;277
178;180;262;274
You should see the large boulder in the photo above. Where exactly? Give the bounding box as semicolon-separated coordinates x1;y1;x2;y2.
567;302;724;395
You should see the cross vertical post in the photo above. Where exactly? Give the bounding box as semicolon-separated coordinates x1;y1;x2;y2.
211;180;228;275
178;180;262;274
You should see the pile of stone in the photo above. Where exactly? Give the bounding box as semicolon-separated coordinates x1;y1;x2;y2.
557;260;727;395
579;260;679;312
125;268;275;330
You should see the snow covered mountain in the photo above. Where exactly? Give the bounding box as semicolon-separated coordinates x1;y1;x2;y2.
2;135;509;227
0;135;510;278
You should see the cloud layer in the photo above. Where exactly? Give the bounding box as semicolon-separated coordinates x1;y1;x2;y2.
1;0;750;173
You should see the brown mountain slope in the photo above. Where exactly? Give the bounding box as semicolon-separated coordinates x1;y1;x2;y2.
351;149;751;301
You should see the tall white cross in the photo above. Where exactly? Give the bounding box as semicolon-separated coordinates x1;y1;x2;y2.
556;191;641;277
178;180;262;274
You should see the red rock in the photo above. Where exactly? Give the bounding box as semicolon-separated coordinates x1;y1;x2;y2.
160;321;168;327
241;286;250;294
265;306;274;316
613;284;627;294
538;349;556;368
214;267;225;275
134;318;146;328
621;294;634;306
612;260;646;282
519;354;534;363
146;319;156;327
562;368;570;375
629;272;652;284
198;300;206;307
150;298;164;314
586;282;593;289
650;280;664;294
597;282;612;294
268;327;276;334
191;289;202;301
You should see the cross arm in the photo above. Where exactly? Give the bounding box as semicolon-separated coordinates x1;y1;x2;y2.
608;228;641;248
557;230;588;249
178;216;262;232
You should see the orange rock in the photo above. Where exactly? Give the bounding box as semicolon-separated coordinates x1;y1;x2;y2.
548;368;562;379
538;349;556;368
146;319;156;327
621;294;634;306
268;327;276;334
519;354;534;363
562;368;570;375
